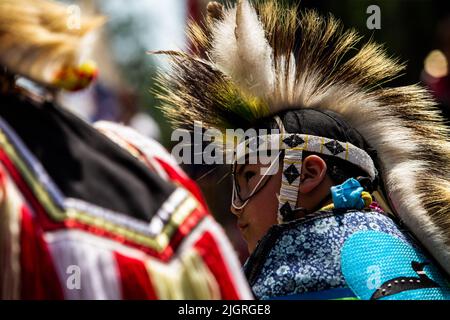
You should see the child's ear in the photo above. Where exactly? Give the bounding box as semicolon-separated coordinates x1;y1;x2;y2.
298;155;328;194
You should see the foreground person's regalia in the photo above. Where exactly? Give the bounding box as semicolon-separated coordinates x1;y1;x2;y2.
156;0;450;299
0;0;251;299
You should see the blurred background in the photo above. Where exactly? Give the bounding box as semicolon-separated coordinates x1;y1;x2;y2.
58;0;450;263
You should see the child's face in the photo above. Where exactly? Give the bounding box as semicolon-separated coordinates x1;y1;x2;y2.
231;154;331;254
231;162;282;254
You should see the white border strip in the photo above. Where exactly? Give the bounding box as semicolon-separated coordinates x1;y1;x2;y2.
236;134;376;180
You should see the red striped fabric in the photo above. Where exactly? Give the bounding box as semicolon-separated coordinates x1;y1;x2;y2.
114;252;158;300
0;121;251;300
194;231;240;299
20;205;64;299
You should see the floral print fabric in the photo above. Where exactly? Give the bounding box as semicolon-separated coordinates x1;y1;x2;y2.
245;210;415;299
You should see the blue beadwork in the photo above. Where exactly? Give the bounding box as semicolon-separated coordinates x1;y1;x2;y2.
245;210;444;300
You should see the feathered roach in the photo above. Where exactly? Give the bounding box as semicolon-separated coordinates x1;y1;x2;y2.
154;0;450;274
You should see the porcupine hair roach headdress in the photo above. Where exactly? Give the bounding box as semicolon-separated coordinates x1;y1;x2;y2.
0;0;104;91
154;0;450;274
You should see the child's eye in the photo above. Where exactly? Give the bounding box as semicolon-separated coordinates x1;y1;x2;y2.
245;171;256;182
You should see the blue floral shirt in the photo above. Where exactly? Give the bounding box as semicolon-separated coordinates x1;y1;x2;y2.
243;209;450;300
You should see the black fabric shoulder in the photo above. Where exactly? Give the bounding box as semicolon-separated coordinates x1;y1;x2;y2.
0;94;175;222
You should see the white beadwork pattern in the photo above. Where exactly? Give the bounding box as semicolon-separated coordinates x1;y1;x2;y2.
235;134;376;180
278;148;303;222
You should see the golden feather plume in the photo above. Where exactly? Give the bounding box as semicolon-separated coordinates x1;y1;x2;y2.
154;0;450;273
0;0;104;89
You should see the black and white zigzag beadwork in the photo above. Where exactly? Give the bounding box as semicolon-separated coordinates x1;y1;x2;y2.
235;134;376;181
283;135;305;148
324;140;346;155
283;164;301;184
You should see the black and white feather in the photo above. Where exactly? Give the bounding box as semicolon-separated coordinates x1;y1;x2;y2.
154;0;450;274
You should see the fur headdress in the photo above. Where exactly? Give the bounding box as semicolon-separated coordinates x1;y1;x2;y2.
155;0;450;274
0;0;104;91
